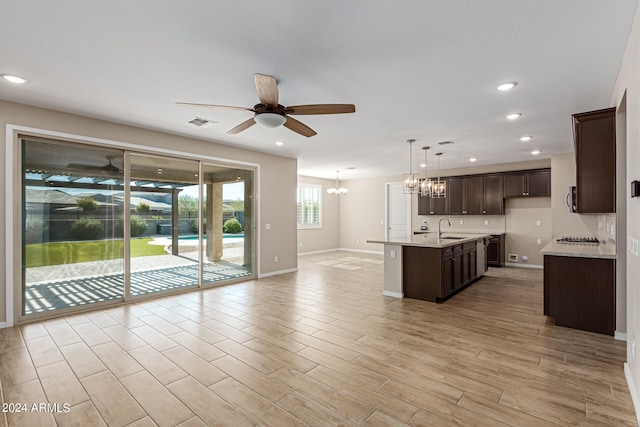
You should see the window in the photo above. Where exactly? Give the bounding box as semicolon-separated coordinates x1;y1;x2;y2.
297;184;322;228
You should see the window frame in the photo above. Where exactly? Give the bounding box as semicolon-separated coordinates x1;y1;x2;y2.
297;183;322;229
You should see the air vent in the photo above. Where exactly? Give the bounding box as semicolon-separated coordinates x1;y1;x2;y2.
438;140;454;145
188;117;218;128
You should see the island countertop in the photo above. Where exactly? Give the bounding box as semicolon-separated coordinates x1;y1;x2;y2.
367;233;490;248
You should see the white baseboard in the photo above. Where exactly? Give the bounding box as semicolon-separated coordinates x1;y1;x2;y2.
615;331;628;342
338;248;384;255
0;322;6;329
297;249;340;256
258;267;298;278
504;262;543;269
383;290;403;298
624;363;640;426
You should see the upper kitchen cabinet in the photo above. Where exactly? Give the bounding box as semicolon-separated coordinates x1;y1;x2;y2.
447;177;466;215
418;179;448;215
483;175;504;214
503;170;550;198
572;108;616;213
447;175;501;215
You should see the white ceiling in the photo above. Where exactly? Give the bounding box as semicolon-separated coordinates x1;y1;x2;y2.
1;1;636;180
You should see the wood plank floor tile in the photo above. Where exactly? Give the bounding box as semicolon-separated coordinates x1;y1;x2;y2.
167;376;254;427
36;361;88;406
209;377;306;426
58;342;107;379
80;371;146;427
3;253;635;425
53;401;106;427
120;371;194;427
3;379;56;427
128;345;187;385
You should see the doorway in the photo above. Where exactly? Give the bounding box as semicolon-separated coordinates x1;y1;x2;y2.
386;182;411;240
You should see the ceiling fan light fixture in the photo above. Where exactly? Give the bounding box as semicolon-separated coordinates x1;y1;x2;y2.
254;112;286;128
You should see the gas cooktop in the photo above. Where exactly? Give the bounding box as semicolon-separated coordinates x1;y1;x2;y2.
556;236;600;244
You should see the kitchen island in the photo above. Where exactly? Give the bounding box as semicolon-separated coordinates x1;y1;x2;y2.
367;233;490;302
541;238;616;335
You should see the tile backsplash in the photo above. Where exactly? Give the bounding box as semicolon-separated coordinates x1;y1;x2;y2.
418;215;506;234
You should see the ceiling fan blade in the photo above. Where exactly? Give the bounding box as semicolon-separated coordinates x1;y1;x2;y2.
227;117;256;134
286;104;356;115
255;74;279;107
283;116;317;137
175;102;252;112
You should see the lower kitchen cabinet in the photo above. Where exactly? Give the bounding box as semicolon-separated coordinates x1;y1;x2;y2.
487;233;505;267
544;255;615;335
403;241;483;302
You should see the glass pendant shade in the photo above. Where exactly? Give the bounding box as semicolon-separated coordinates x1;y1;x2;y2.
420;146;433;197
403;139;419;194
432;152;447;198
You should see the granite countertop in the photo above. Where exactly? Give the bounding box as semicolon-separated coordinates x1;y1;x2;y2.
367;233;490;249
540;239;616;259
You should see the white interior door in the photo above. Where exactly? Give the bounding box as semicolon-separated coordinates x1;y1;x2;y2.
386;182;411;240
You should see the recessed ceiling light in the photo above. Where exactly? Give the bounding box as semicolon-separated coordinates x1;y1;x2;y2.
531;149;541;155
420;163;426;168
469;157;478;162
520;136;533;142
275;141;284;146
506;113;522;120
1;74;28;84
495;82;517;91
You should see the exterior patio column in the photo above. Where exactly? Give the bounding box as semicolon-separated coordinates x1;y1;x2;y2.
171;189;179;256
209;183;223;261
243;174;253;270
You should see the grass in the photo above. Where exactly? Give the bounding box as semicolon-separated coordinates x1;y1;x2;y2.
25;238;167;268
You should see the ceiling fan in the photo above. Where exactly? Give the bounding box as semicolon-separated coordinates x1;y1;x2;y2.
67;156;122;173
176;74;356;137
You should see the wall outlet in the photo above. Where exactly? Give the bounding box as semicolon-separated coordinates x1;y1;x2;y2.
536;220;541;226
265;223;271;230
274;256;278;263
459;219;464;225
537;239;541;244
484;220;489;225
390;249;396;259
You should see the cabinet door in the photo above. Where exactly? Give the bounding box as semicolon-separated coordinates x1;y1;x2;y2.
504;173;526;198
453;245;464;290
573;108;616;213
430;188;448;215
483;175;504;214
487;239;499;266
447;177;465;215
417;194;430;215
527;171;551;197
442;256;454;296
468;248;477;281
465;176;484;215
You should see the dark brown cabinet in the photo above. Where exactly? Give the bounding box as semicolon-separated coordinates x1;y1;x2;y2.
403;239;484;302
504;170;550;198
572;108;616;213
447;177;465;215
487;233;505;267
417;181;447;215
483;175;504;214
465;176;484;215
544;255;615;335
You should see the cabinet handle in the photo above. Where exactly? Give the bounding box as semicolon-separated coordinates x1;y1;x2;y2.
483;210;486;214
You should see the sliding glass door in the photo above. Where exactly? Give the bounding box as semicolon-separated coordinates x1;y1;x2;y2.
20;138;255;320
22;139;125;315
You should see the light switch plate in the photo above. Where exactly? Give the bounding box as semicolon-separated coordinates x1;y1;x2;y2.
536;220;541;226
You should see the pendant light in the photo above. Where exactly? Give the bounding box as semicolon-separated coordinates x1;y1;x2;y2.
403;139;419;194
432;152;446;198
420;146;433;197
327;170;348;195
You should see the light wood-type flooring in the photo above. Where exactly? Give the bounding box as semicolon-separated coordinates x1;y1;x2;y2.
0;251;637;426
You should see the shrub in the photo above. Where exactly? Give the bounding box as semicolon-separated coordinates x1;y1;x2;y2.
136;202;151;213
76;196;97;211
114;216;148;237
70;218;104;240
223;218;243;234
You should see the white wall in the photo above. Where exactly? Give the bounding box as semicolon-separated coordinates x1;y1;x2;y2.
611;2;640;422
297;175;341;254
1;100;298;326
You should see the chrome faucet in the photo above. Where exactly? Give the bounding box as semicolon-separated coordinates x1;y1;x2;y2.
438;218;451;239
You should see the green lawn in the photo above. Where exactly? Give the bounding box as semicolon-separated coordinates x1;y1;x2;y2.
25;238;167;268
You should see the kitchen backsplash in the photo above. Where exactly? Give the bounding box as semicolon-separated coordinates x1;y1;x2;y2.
598;213;616;243
418;215;506;234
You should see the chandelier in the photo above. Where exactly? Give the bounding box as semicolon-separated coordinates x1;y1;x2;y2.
327;170;348;195
432;152;446;198
403;139;419;194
